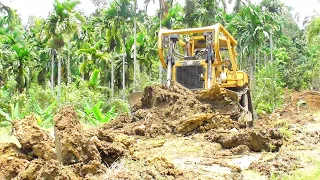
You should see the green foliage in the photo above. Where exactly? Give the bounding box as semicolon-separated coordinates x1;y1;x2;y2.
254;62;284;113
34;101;56;128
0;103;21;127
270;160;320;180
274;46;316;90
108;99;130;113
307;17;320;44
0;0;319;122
78;101;117;125
89;69;100;89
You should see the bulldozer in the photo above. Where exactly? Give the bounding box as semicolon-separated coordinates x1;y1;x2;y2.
129;24;254;127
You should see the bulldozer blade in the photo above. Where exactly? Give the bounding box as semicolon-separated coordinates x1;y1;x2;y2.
225;89;240;102
128;91;143;108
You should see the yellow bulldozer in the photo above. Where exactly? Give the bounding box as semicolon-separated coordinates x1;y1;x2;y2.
129;24;254;127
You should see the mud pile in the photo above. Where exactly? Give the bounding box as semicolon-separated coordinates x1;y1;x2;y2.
205;128;283;152
102;82;282;152
102;82;243;137
0;83;285;179
0;107;126;180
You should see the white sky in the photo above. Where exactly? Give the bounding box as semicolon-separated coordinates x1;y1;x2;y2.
2;0;320;27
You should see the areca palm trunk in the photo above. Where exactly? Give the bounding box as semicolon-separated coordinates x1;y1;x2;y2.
111;56;114;99
133;18;137;91
51;49;55;91
67;40;71;85
122;50;126;100
158;0;163;84
122;33;126;100
57;54;61;103
270;32;276;109
133;0;137;91
82;55;84;79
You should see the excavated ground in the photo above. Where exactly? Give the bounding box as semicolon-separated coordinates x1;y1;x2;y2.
2;84;319;179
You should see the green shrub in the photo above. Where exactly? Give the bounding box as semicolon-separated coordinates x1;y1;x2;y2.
77;101;118;126
254;62;284;113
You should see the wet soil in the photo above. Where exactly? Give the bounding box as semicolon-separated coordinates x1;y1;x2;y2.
205;128;283;152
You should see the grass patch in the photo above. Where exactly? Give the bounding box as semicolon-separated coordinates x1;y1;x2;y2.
270;161;320;180
272;118;293;138
278;127;293;138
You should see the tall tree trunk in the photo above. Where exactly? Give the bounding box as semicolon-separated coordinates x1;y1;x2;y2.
270;32;275;109
270;34;273;63
158;0;163;84
239;52;242;70
264;52;267;68
57;54;61;103
149;63;152;79
249;55;254;90
133;2;137;91
67;40;71;85
257;48;260;73
122;38;126;100
51;49;55;91
254;48;257;74
82;55;84;79
111;55;114;99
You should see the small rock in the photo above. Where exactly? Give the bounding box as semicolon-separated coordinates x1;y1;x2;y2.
133;125;146;136
230;128;238;133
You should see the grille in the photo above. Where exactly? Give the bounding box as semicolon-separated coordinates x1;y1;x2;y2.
176;66;204;90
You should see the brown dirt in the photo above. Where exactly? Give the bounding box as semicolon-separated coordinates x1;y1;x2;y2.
0;106;125;180
0;143;29;179
205;128;283;152
101;82;245;137
0;82;292;179
53;106;124;166
249;151;303;176
13;115;56;160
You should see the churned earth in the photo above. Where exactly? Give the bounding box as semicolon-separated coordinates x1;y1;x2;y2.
0;83;320;179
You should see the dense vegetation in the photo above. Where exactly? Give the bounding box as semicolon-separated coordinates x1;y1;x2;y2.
0;0;319;127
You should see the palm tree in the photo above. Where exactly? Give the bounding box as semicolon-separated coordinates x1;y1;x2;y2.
307;17;320;44
261;0;285;14
229;0;250;13
133;0;138;91
0;2;20;27
228;5;267;89
45;0;83;100
144;0;166;83
104;0;134;99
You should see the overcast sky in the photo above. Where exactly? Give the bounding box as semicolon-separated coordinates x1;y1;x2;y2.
2;0;320;27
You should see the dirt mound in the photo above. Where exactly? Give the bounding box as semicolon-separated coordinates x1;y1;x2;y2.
13;115;56;160
54;106;100;165
272;90;320;125
145;157;183;178
205;128;283;152
102;82;243;137
14;159;80;180
0;106;126;179
0;83;287;179
101;82;283;155
0;143;29;179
